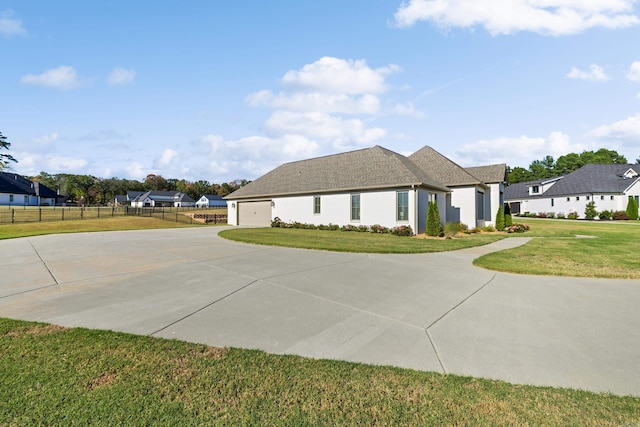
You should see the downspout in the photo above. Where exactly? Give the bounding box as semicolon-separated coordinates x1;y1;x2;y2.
412;184;417;235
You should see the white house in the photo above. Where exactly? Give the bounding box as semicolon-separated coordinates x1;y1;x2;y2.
195;194;227;208
225;145;506;233
0;172;61;206
504;164;640;216
130;191;195;208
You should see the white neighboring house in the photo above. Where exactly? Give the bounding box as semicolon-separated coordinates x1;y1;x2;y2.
504;164;640;216
195;194;227;208
225;145;506;233
0;172;61;206
130;190;195;208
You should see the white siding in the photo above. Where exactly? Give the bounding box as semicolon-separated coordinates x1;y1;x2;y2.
448;186;479;228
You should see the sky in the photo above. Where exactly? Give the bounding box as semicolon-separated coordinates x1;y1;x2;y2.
2;1;640;183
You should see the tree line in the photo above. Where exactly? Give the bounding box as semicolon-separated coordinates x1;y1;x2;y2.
31;172;249;205
507;148;637;184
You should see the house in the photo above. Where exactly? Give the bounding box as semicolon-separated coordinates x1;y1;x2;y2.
195;194;227;208
504;164;640;216
109;191;145;207
225;145;506;233
130;190;195;208
0;172;61;206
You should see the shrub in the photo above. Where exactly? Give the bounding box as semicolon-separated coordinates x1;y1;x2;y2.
482;225;495;232
567;211;579;220
613;211;631;220
546;212;556;219
495;205;505;230
443;222;467;238
357;225;369;233
426;201;443;237
598;210;612;220
584;201;597;220
556;212;566;219
506;223;530;233
505;213;513;227
271;217;284;228
391;225;413;236
537;212;547;218
626;197;639;220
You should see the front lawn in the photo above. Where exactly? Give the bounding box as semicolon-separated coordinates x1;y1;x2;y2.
1;318;638;425
219;227;505;253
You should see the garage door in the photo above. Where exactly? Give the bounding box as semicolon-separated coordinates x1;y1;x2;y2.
238;201;272;226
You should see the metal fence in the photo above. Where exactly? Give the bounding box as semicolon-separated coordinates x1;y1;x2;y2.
0;205;227;225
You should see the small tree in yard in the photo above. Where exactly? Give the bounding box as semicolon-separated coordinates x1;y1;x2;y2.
626;197;639;220
495;205;505;230
426;200;442;236
0;131;18;171
584;201;597;220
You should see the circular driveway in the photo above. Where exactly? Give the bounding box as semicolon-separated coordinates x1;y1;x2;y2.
1;227;638;396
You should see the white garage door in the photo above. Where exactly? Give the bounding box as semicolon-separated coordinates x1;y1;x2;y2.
238;201;272;226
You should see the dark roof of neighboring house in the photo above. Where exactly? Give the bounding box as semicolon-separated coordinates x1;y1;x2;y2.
127;191;144;200
112;195;128;203
133;190;195;203
408;146;484;187
0;172;59;198
465;164;507;184
226;145;452;200
200;194;225;200
504;164;640;200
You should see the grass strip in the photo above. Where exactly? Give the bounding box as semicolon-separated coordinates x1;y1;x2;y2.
1;318;638;426
219;228;505;253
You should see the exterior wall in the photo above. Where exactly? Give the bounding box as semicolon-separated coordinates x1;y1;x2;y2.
484;182;504;227
509;192;639;217
448;186;479;228
0;193;56;206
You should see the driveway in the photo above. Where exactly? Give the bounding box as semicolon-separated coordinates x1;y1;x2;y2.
1;227;638;396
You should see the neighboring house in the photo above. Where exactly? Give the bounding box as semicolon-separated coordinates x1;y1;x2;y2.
225;145;506;233
130;190;195;208
110;191;145;207
195;194;227;208
0;172;61;206
504;164;640;215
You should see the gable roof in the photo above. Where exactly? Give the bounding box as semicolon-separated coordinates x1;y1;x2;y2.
465;164;507;184
226;145;451;200
0;172;58;198
505;164;640;200
200;194;225;200
133;190;195;203
408;146;484;187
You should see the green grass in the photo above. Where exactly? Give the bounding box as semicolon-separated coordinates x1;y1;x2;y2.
474;219;640;279
1;318;638;426
0;216;203;240
219;228;505;253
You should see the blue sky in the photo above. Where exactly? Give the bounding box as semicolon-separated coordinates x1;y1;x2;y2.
2;1;640;183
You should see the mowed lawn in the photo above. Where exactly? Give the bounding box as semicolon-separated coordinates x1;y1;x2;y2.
2;318;639;426
474;219;640;279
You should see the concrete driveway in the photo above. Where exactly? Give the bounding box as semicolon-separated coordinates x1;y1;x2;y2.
1;227;638;396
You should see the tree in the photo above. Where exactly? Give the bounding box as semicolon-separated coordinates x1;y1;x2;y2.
584;201;597;220
504;203;513;227
626;197;639;220
507;166;533;184
426;201;442;236
0;131;18;171
495;205;505;230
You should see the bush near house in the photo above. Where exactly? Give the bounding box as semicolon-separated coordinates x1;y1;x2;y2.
613;211;631;220
598;210;613;220
506;223;530;233
505;212;513;227
556;212;566;219
443;222;467;238
567;211;579;220
426;201;443;237
584;201;597;220
495;205;505;230
271;217;413;236
626;197;639;220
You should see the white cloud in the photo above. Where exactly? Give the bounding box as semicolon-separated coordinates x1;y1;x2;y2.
626;61;640;82
590;113;640;140
282;56;400;94
453;131;591;166
567;64;610;81
394;101;426;118
34;132;59;145
108;67;136;86
393;0;640;35
246;90;381;114
16;152;88;175
0;10;26;37
20;66;84;90
154;149;178;168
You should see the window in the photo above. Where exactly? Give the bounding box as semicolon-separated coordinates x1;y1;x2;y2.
566;197;570;202
600;195;605;201
551;199;554;207
9;195;13;202
611;196;615;201
397;191;409;221
586;196;590;201
531;185;540;194
313;196;321;214
24;196;28;204
350;194;360;221
476;191;485;220
576;196;580;201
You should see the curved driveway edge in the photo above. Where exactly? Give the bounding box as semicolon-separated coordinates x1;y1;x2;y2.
0;227;638;397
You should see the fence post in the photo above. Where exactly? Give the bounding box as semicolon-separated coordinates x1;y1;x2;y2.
176;212;178;222
81;207;84;220
98;207;100;219
62;209;64;221
39;208;42;222
11;209;15;224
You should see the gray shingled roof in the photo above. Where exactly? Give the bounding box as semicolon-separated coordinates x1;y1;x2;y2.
465;164;507;184
133;190;195;203
544;164;640;197
408;146;484;187
0;172;58;198
226;146;451;200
